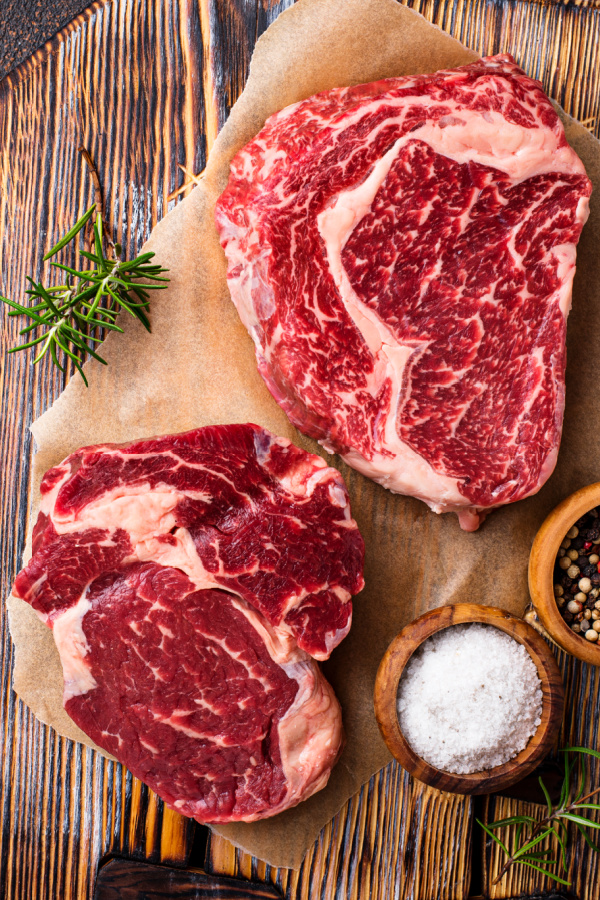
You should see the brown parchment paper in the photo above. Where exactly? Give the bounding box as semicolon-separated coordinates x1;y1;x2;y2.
7;0;600;870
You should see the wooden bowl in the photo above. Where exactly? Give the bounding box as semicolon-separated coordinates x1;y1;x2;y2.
529;482;600;665
374;603;564;795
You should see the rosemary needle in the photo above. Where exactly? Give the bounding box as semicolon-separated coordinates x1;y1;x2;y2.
1;204;169;386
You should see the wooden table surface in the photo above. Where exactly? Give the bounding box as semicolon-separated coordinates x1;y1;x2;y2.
1;1;600;898
0;1;93;80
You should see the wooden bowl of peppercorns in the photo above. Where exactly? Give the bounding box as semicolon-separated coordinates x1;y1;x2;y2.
529;482;600;665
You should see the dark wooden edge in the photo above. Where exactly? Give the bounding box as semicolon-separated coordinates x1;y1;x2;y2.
373;604;565;795
2;0;600;96
0;0;110;92
529;482;600;666
94;858;283;899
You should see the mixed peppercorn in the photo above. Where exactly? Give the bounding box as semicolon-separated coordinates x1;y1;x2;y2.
554;508;600;642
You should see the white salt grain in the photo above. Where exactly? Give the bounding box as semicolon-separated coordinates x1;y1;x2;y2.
397;624;543;774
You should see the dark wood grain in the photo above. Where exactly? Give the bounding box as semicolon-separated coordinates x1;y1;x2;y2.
1;1;600;899
94;859;283;899
0;0;221;895
481;646;600;898
0;1;94;81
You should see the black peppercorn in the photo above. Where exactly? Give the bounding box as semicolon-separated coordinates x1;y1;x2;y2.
554;508;600;638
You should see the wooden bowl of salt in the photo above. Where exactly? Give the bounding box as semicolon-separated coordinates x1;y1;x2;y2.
374;603;564;795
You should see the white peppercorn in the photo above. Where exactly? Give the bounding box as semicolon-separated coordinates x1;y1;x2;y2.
591;554;600;564
594;620;600;632
585;629;599;642
567;600;583;614
579;577;593;593
575;592;587;603
584;609;592;620
592;610;600;620
567;565;581;579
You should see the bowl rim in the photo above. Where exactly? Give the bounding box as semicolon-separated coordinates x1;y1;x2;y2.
529;482;600;665
373;603;565;795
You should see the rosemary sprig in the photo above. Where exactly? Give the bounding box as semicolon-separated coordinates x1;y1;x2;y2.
478;747;600;886
1;204;169;386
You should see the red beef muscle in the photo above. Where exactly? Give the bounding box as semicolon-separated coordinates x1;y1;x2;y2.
12;424;364;822
216;55;591;530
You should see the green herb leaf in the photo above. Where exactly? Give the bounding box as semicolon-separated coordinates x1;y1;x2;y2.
43;205;96;260
512;822;524;854
565;747;600;762
486;815;536;829
540;777;553;816
513;828;554;858
476;819;509;855
515;860;571;886
552;824;568;870
575;821;600;853
561;813;600;829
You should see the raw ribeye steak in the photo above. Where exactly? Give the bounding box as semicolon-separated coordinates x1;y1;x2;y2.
215;55;592;531
12;424;364;823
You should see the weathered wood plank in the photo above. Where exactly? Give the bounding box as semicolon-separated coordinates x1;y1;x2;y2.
207;769;473;900
1;1;600;899
205;1;600;897
0;0;215;895
482;649;600;899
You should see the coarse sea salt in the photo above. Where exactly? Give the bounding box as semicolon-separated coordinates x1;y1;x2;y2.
397;623;543;774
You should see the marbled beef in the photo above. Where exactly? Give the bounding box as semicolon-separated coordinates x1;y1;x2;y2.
215;55;591;530
12;425;364;822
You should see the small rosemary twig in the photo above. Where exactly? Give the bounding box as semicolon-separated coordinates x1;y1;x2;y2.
479;747;600;887
1;151;169;385
78;146;116;258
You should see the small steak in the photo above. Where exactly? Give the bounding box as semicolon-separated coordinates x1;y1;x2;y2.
12;424;364;822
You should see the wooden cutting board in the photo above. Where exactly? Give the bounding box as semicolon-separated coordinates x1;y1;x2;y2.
1;1;600;898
